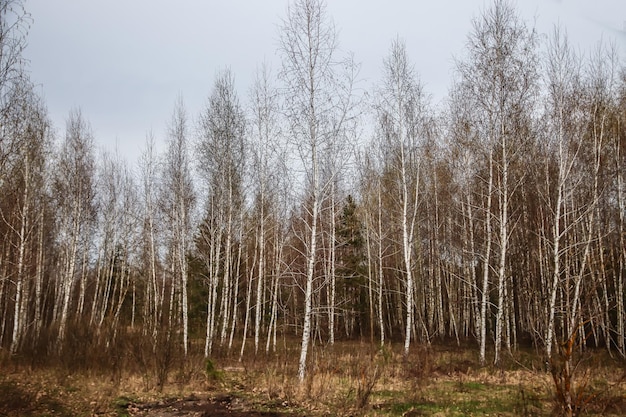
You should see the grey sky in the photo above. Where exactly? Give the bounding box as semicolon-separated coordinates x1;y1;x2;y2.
24;0;626;162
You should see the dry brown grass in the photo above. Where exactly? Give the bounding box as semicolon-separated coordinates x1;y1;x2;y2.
1;338;625;416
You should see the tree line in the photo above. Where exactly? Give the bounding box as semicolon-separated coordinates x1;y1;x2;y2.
0;0;624;382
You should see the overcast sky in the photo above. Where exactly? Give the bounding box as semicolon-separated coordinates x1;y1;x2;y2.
24;0;626;163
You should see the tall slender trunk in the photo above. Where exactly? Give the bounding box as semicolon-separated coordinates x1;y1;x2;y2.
266;230;282;354
617;137;625;356
0;239;8;347
254;194;265;355
58;200;82;347
0;254;6;347
148;200;159;336
402;169;416;355
112;258;130;334
569;110;603;338
466;194;480;340
240;240;256;361
298;106;319;380
76;248;88;318
365;209;374;344
204;225;222;356
479;150;494;366
180;206;189;356
328;189;336;345
495;131;509;365
90;250;103;326
228;222;244;351
11;154;30;353
220;192;233;345
34;209;45;342
99;247;116;328
298;191;318;382
377;185;385;347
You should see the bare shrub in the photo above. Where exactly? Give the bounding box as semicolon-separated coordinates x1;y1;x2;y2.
154;330;175;392
127;330;154;391
58;321;96;371
126;326;177;392
355;360;381;409
549;330;597;417
406;344;433;398
339;347;387;411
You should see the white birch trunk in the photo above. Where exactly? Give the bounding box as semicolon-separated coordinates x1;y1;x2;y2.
76;248;88;318
378;186;385;347
479;150;494;366
58;200;82;347
228;223;244;351
266;232;282;354
466;195;480;340
546;154;563;359
240;241;256;361
494;129;509;365
34;209;44;340
180;209;189;356
205;226;222;356
220;203;233;345
254;197;265;355
365;209;374;344
329;190;336;345
10;153;30;353
617;140;625;355
148;192;159;337
298;184;318;382
98;243;117;328
90;249;102;326
402;192;414;356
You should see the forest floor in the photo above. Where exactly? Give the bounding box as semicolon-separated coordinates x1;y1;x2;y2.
1;340;625;416
116;394;296;417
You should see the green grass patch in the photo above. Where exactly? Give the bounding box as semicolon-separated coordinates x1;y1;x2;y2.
387;401;424;414
372;380;533;416
113;396;135;417
457;380;486;391
205;358;223;381
375;389;400;399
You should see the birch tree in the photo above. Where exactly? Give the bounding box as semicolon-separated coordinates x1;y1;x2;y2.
279;0;358;381
0;2;37;351
162;98;195;355
615;75;626;357
52;109;96;347
446;81;484;345
2;85;49;353
91;149;139;335
196;69;246;354
0;0;29;144
138;133;163;339
92;150;124;329
454;0;538;364
248;63;282;355
541;26;587;359
374;38;431;356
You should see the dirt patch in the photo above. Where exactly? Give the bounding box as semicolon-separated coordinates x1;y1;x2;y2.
127;394;298;417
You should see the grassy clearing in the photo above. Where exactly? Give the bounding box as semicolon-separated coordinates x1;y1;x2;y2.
0;340;624;416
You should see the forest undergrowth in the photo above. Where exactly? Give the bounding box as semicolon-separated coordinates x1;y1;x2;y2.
1;334;625;417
